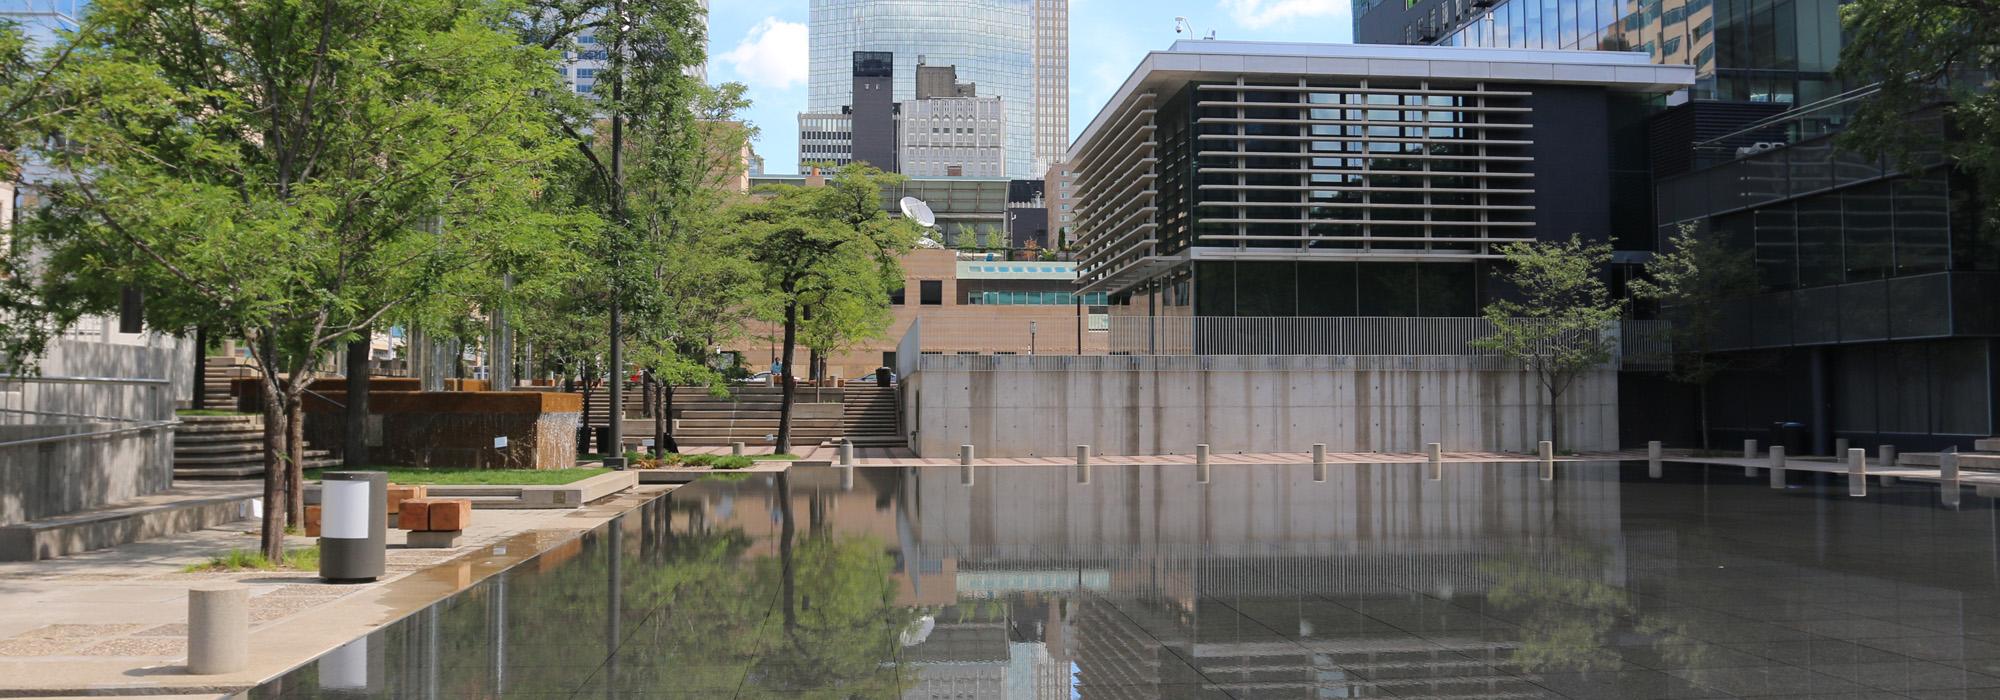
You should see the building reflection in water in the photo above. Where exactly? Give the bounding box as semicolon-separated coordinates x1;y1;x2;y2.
250;462;2000;699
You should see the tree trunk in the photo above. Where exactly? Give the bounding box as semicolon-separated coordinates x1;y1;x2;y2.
778;471;796;632
259;393;287;560
1547;384;1563;454
286;392;305;530
775;301;799;454
344;336;369;466
608;299;623;464
1697;381;1711;451
192;326;208;410
654;373;670;455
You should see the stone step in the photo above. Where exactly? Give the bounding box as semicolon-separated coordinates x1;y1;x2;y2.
176;413;261;424
174;449;331;466
174;441;262;456
0;485;261;561
174;457;340;479
173;431;264;445
675;418;846;429
1977;438;2000;452
841;435;906;447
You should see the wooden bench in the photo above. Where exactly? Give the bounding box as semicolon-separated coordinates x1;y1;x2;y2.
396;497;472;548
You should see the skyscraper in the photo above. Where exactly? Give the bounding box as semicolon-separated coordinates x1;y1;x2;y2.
1032;0;1069;175
808;0;1072;178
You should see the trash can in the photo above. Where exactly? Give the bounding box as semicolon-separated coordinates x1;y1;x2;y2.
1770;421;1807;456
876;366;892;386
319;471;386;582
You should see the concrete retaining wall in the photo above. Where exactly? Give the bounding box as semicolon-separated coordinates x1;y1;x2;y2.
903;355;1618;457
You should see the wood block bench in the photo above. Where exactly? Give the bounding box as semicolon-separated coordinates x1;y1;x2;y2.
396;497;471;548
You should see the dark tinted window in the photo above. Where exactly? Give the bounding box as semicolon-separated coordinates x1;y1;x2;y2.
919;280;942;306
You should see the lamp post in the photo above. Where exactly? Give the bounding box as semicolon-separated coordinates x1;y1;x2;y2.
1030;321;1037;356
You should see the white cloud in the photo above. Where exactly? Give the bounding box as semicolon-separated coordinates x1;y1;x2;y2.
1218;0;1346;30
719;17;808;90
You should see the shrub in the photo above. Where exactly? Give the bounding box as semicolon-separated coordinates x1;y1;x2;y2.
712;455;754;470
681;453;718;467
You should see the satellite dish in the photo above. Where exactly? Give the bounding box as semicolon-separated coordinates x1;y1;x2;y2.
898;196;937;228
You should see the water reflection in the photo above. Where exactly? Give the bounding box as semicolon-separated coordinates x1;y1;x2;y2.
250;462;2000;699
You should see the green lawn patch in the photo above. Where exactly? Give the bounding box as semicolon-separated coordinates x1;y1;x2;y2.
753;453;802;461
631;453;756;470
304;466;610;485
176;408;253;416
185;545;320;572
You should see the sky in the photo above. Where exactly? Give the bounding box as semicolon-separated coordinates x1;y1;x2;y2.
705;0;1357;175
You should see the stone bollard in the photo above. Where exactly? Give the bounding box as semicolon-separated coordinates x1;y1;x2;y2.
1075;445;1090;467
1426;442;1442;465
731;442;744;457
1196;444;1209;469
1880;444;1898;468
1197;461;1211;485
1648;459;1663;479
1835;437;1849;457
1538;441;1554;462
1075;463;1091;485
1314;462;1328;483
1312;443;1327;468
1848;448;1867;497
1647;441;1662;461
838;465;855;491
960;444;975;467
1942;452;1962;506
1743;439;1759;460
960;464;975;487
839;442;855;467
1768;446;1786;489
188;584;249;675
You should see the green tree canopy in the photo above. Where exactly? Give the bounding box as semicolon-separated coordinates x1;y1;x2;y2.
1472;235;1624;452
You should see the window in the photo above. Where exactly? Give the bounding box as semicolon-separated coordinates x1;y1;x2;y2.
919;280;943;305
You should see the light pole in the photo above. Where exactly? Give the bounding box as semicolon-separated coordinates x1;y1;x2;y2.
1030;321;1037;356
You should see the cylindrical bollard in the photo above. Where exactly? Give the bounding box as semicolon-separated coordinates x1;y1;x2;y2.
1880;445;1897;468
839;442;855;466
960;464;975;486
1743;439;1759;460
1835;437;1850;457
1848;448;1867;497
1942;452;1962;506
1648;459;1663;479
1768;445;1786;469
1647;441;1663;461
1314;462;1328;482
187;584;249;674
1196;461;1211;484
1538;440;1554;462
731;442;745;457
1196;444;1210;469
320;471;386;582
1075;463;1091;485
1312;443;1327;468
838;465;855;491
1075;444;1090;467
1426;442;1442;464
960;444;975;467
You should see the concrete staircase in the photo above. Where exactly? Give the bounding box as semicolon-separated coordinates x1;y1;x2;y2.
1898;437;2000;472
173;414;336;479
842;385;902;447
670;386;845;448
197;356;257;411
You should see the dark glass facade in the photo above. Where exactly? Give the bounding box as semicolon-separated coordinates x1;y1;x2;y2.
1357;0;1847;104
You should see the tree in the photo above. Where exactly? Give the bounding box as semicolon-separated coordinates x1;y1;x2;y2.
516;0;710;466
15;0;584;559
1471;235;1624;452
1839;0;2000;243
737;165;916;454
1629;223;1758;449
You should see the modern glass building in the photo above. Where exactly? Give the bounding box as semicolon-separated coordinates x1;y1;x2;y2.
809;0;1037;176
1354;0;1845;105
1066;41;1690;318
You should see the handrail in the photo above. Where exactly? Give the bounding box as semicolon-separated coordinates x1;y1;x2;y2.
0;374;172;386
0;420;179;449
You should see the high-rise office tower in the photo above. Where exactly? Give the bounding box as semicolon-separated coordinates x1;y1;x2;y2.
1031;0;1068;175
807;0;1038;176
849;51;898;172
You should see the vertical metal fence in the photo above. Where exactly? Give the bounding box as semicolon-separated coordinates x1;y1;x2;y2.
1102;316;1672;368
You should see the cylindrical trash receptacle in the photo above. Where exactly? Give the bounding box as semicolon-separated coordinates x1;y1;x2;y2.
320;471;387;582
876;366;892;386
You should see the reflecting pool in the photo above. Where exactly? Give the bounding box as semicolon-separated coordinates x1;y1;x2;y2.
249;462;2000;698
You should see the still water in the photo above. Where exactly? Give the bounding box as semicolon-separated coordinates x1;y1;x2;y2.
249;462;2000;699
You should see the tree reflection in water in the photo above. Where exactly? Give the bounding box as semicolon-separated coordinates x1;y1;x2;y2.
1483;544;1706;675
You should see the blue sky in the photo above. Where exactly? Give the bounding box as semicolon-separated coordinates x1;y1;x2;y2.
706;0;1356;175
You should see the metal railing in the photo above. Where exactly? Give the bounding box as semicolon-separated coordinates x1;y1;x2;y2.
1;374;178;525
1100;316;1670;368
